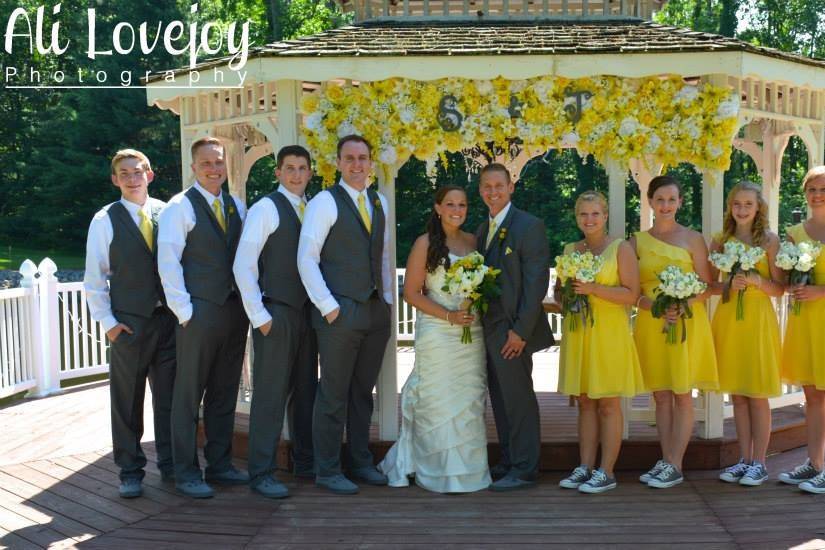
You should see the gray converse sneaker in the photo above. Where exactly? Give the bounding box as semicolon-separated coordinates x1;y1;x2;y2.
719;459;750;483
647;463;684;489
739;461;768;486
639;459;667;484
778;459;818;485
799;470;825;494
578;469;617;494
559;465;591;489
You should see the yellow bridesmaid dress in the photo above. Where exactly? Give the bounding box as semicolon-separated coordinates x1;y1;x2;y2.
781;223;825;390
633;231;718;393
711;236;781;397
558;239;646;398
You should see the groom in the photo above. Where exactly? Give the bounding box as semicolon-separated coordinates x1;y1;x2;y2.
476;163;553;491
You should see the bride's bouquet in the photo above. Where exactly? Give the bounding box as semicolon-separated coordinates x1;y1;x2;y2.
440;251;500;344
554;250;604;331
775;240;822;315
651;265;707;344
709;241;765;321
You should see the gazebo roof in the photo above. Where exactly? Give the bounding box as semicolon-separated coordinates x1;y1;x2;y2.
145;18;825;92
256;20;825;69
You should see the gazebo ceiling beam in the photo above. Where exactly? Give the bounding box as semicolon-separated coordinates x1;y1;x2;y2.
146;53;825;108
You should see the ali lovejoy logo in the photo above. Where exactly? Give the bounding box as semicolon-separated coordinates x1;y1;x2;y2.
3;3;251;88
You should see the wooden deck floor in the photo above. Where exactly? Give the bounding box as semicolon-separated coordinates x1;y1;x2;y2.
2;382;823;549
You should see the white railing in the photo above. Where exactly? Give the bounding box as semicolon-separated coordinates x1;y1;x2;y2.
0;285;37;399
0;258;112;399
0;260;809;442
396;268;564;342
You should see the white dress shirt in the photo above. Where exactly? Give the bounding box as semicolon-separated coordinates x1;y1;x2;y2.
488;201;512;237
233;186;306;328
83;196;165;332
297;180;392;317
157;181;247;324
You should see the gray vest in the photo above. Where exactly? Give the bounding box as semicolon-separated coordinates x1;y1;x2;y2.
319;185;385;303
258;192;307;309
107;201;163;318
181;186;242;305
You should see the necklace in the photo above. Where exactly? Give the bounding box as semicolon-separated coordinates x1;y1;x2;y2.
581;235;609;255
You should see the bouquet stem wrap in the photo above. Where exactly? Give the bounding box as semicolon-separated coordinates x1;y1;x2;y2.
650;265;707;345
776;240;822;316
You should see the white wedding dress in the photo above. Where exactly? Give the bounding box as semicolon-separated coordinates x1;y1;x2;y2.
379;254;492;493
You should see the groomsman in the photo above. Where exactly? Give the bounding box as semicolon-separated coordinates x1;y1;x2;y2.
84;149;176;498
298;135;392;495
233;145;318;498
158;137;249;498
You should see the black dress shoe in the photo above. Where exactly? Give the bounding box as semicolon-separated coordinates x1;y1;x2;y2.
490;463;511;480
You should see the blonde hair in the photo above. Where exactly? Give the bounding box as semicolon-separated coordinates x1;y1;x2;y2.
721;181;769;246
574;190;608;215
191;136;224;159
802;165;825;190
110;149;151;175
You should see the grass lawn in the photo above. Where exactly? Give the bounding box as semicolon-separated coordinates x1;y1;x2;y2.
0;245;85;270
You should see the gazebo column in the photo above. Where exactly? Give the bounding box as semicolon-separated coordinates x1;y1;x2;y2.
629;158;662;230
733;120;793;231
215;124;251;201
605;157;627;237
376;163;401;441
701;168;725;439
180;126;199;189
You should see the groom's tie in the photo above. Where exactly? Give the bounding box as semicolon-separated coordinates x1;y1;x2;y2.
485;219;497;249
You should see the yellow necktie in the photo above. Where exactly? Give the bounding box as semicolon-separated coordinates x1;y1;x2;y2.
212;199;226;232
486;219;497;248
138;209;153;251
357;194;371;234
298;201;306;223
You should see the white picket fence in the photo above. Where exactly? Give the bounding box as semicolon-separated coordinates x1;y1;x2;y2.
0;259;807;441
0;259;110;399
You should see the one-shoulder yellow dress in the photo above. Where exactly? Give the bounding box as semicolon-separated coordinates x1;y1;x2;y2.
633;231;718;393
557;240;646;398
781;223;825;390
711;236;781;397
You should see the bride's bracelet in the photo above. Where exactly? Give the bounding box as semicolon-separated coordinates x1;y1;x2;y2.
445;311;453;325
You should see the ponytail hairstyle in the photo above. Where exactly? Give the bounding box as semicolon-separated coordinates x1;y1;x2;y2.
721;181;769;246
425;185;466;272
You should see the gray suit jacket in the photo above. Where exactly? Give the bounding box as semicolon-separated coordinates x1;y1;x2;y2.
476;205;554;353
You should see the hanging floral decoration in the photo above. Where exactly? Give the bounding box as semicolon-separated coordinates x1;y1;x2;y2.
301;75;740;184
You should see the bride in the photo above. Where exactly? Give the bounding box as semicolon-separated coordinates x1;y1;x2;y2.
378;185;492;493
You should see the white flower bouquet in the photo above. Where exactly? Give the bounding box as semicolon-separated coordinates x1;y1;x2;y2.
651;265;708;344
440;251;501;343
709;241;765;321
775;240;823;315
554;250;605;331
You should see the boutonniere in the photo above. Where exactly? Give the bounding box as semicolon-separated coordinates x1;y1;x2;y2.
374;198;382;209
228;203;236;216
498;227;508;241
505;246;513;256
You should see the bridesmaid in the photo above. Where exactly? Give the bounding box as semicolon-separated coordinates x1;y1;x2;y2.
779;166;825;494
556;191;645;494
710;182;783;486
631;175;718;489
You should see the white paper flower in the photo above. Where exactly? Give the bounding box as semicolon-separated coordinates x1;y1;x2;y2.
305;112;323;131
378;145;397;165
337;121;358;138
717;97;740;118
619;117;639;137
675;85;699;103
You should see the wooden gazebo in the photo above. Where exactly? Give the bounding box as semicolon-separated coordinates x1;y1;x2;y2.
145;0;825;451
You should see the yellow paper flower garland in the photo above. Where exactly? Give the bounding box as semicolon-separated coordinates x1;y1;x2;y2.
301;75;740;184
